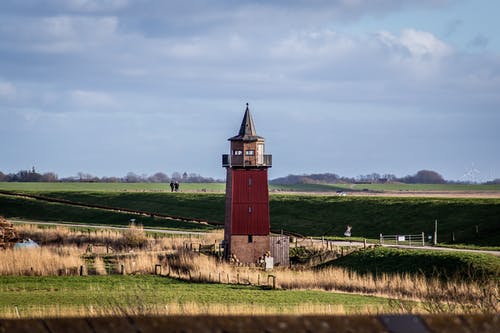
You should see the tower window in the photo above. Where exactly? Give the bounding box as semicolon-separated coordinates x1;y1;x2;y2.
233;150;243;155
248;206;252;213
248;178;252;186
248;235;253;243
245;150;255;156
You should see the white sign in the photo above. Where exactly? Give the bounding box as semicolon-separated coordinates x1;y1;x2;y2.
265;257;274;270
398;236;406;242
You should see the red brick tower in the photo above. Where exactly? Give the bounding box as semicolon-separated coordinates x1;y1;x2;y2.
222;104;272;264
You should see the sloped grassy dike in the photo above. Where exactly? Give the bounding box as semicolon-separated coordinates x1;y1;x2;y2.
319;247;500;282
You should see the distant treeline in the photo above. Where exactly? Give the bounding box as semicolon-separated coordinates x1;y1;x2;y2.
270;170;500;185
1;168;499;185
0;168;222;183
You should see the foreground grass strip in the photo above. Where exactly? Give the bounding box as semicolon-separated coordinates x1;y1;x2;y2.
0;275;390;317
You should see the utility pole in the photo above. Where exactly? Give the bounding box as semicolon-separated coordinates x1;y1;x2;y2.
433;219;438;246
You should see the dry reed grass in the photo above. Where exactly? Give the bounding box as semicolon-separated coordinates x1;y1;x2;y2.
4;224;498;313
0;246;83;275
14;223;211;252
157;250;499;314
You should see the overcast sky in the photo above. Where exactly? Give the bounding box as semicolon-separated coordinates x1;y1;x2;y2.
1;0;499;181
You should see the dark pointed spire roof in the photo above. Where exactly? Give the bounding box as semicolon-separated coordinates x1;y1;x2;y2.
228;103;264;142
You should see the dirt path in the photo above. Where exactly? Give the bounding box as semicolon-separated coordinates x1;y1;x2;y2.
314;239;500;256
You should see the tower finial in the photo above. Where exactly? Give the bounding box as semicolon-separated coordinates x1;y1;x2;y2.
246;102;249;109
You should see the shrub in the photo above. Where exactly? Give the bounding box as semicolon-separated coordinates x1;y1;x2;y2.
122;223;148;249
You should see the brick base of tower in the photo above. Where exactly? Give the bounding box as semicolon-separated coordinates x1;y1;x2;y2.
227;235;270;264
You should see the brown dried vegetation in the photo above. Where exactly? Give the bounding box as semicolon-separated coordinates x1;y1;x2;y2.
1;222;498;314
0;216;19;249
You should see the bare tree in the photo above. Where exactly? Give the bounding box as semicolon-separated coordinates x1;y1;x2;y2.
401;170;446;184
77;172;98;182
125;172;141;183
40;172;58;182
148;172;169;183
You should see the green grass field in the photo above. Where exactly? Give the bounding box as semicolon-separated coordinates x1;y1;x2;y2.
2;181;500;193
0;182;226;192
1;183;499;246
0;194;214;231
0;275;390;316
271;183;500;193
269;195;500;245
320;247;500;281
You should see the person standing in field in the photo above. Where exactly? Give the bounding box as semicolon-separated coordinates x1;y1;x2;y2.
174;181;179;192
170;181;175;192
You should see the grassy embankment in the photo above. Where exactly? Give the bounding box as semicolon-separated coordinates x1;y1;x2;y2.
1;184;499;246
320;247;500;281
0;192;215;231
0;275;389;318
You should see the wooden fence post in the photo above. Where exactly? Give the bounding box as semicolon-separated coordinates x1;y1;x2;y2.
79;265;83;276
267;275;276;289
120;264;125;275
154;264;162;275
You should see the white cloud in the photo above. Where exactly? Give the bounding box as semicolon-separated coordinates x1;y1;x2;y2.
38;15;118;52
375;29;451;59
63;0;129;12
271;29;355;59
399;29;452;58
0;81;16;99
69;90;118;109
365;29;453;80
266;28;454;86
0;15;119;54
